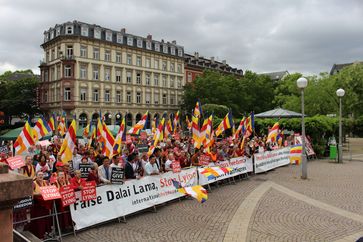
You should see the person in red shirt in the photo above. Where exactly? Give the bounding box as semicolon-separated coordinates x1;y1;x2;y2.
87;163;100;185
70;170;85;191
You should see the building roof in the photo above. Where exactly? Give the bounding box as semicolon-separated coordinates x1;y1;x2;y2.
7;72;40;81
330;61;363;75
255;108;304;118
259;71;289;81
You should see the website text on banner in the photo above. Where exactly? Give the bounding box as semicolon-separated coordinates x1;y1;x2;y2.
198;156;253;185
70;168;197;230
254;147;291;173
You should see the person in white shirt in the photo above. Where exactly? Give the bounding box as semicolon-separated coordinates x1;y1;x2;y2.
110;154;122;168
144;156;160;176
72;148;82;170
98;156;112;184
140;152;148;171
164;153;174;172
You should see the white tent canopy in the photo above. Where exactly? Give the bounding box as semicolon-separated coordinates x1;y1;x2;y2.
255;108;304;118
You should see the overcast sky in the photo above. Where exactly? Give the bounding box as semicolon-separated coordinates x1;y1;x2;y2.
1;0;362;76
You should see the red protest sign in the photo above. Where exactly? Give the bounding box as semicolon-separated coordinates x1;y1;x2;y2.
126;135;132;144
140;131;147;140
7;156;25;170
199;155;211;166
40;185;61;201
172;161;181;173
59;184;76;207
81;181;97;201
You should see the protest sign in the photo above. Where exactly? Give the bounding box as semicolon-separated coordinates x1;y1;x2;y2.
13;196;33;210
0;145;9;155
40;185;61;201
199;155;210;166
137;144;148;153
172;161;181;173
111;167;124;184
140;131;147;140
7;156;25;170
79;163;93;178
60;184;76;207
81;181;97;201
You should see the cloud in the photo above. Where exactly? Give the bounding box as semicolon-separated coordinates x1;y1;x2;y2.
0;0;363;76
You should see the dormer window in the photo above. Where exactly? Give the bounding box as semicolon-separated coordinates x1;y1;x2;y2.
117;33;123;43
137;38;143;48
178;49;183;57
170;47;175;55
127;36;133;46
44;32;49;42
146;41;152;50
94;28;101;39
66;25;73;35
106;31;112;41
81;25;88;36
56;27;61;36
50;30;54;39
163;45;168;54
155;43;160;52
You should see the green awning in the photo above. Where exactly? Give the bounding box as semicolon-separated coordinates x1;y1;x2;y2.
0;127;52;141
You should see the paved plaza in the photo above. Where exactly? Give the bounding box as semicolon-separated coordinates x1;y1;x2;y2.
63;156;363;242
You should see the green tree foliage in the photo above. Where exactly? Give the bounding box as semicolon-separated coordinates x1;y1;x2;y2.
0;70;40;118
202;104;229;118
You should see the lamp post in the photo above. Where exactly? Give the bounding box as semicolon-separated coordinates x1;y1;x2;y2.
336;88;345;163
297;77;308;179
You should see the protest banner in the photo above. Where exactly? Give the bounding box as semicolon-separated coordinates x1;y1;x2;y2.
294;135;316;156
137;144;149;153
79;163;93;178
70;168;197;230
254;147;290;173
140;131;147;140
13;196;33;211
60;184;76;207
199;154;210;166
40;185;61;201
81;181;97;202
7;156;25;170
0;145;9;156
111;167;124;184
172;161;181;173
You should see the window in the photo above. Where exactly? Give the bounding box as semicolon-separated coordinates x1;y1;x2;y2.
177;78;182;88
146;73;150;85
155;43;160;52
136;56;142;66
171;47;175;55
154;92;159;104
145;93;150;104
178;49;183;57
136;73;141;84
105;90;110;102
127;36;133;46
44;33;48;42
177;64;182;73
56;27;61;36
136;92;141;104
170;63;175;72
56;65;60;80
116;52;121;63
57;46;61;58
46;51;49;62
93;89;99;102
137;39;142;48
64;88;71;101
146;41;152;50
43;91;48;102
51;49;55;60
162;94;167;105
146;58;151;68
80;89;87;101
170;77;174;88
48;30;53;39
44;70;48;82
66;45;73;58
80;46;87;58
93;65;99;80
116;91;121;103
162;75;167;87
154;75;159;86
81;25;88;36
154;59;159;69
170;96;175;105
51;67;55;81
66;25;73;35
187;72;192;82
162;61;167;71
94;28;101;39
127;91;132;103
116;69;122;82
163;45;168;54
93;48;99;60
117;34;123;43
105;50;111;62
64;65;72;78
127;54;132;65
105;31;112;41
80;64;87;79
104;67;111;81
126;71;132;83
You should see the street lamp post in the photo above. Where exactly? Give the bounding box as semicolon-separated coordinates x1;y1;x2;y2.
297;77;308;179
336;88;345;163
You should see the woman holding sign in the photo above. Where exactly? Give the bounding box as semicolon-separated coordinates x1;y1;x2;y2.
54;171;73;232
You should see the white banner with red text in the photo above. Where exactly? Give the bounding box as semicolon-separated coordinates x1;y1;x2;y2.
254;147;291;173
70;168;197;230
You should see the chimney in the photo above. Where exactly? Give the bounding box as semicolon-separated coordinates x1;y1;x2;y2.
211;57;215;63
161;39;164;43
222;60;227;65
194;52;199;59
172;40;176;45
121;28;126;34
147;34;152;40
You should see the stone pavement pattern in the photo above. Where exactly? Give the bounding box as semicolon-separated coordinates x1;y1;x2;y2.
64;160;363;242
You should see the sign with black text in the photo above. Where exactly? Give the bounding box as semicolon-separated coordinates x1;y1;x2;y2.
13;196;33;210
79;164;93;178
111;167;124;184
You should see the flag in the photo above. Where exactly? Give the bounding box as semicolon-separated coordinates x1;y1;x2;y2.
151;117;157;134
59;119;77;163
290;144;303;165
233;117;245;140
57;116;67;136
114;117;126;154
267;122;279;143
48;114;56;131
251;111;255;131
186;116;192;130
173;111;180;132
83;124;90;138
192;116;203;149
215;111;234;137
193;100;203;118
33;117;52;141
172;180;208;203
14;120;35;155
244;115;253;138
200;167;232;180
164;119;173;137
148;117;165;156
101;121;115;157
96;118;104;143
203;115;214;152
128;111;148;135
